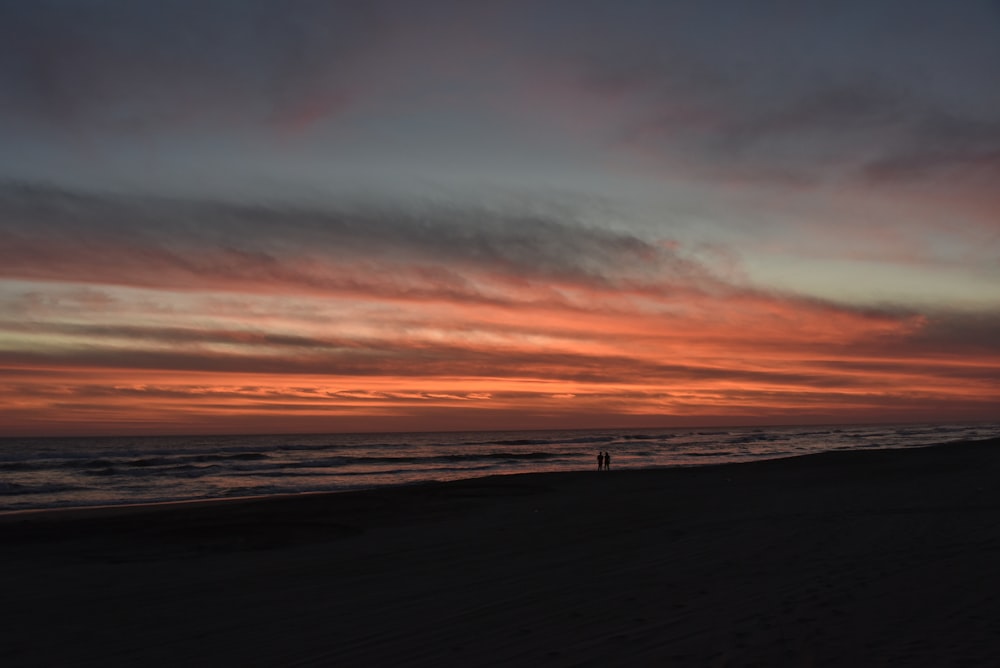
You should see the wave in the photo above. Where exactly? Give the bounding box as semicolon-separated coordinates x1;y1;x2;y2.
281;451;567;468
463;434;621;448
0;481;87;496
125;452;270;468
725;433;790;445
83;464;226;478
0;461;42;472
72;450;569;479
488;439;552;446
4;452;273;473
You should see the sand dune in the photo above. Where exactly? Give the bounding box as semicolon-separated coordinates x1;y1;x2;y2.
3;438;1000;666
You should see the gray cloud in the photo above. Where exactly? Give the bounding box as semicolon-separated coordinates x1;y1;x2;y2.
861;114;1000;184
905;310;1000;355
0;181;719;301
600;63;1000;188
529;0;1000;189
4;0;998;192
0;0;379;132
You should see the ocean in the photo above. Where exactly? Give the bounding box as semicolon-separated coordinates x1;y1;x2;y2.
2;422;999;512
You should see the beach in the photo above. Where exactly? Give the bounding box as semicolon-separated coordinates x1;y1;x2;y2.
3;437;1000;667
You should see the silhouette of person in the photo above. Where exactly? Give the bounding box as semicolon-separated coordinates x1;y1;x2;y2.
597;451;603;471
604;451;611;470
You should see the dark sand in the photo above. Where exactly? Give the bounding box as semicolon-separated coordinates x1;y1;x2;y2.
3;438;1000;667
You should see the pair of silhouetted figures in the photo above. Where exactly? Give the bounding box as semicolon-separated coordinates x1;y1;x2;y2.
596;451;611;471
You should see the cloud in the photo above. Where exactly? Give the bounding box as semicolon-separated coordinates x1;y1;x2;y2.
1;180;943;369
899;310;1000;356
0;181;727;303
606;72;1000;191
1;2;998;435
505;0;1000;196
0;0;380;133
861;115;1000;184
1;193;955;422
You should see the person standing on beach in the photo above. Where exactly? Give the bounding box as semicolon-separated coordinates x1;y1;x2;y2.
597;451;604;471
604;451;611;470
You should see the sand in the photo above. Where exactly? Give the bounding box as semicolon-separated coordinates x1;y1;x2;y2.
3;437;1000;667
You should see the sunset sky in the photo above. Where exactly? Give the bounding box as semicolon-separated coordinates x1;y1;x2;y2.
2;0;998;436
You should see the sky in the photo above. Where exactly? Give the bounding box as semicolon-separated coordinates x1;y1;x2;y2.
1;0;998;436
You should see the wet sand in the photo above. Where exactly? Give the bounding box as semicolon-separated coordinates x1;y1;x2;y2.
3;437;1000;667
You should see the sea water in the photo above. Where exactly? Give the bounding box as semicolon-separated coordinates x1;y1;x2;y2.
2;422;999;512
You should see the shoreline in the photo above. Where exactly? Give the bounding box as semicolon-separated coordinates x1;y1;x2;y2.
2;434;994;522
4;436;1000;666
5;422;997;517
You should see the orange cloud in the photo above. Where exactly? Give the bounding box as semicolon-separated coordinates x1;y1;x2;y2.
2;186;997;436
2;283;997;436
